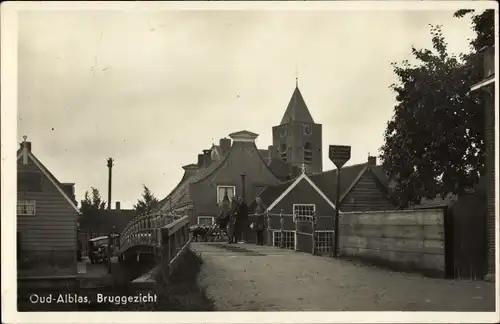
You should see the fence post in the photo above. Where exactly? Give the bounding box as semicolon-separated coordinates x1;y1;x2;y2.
280;210;284;249
294;213;298;251
266;211;272;246
312;212;317;255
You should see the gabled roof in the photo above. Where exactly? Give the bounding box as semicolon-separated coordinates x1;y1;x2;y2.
268;171;337;211
308;163;370;203
280;86;315;125
17;147;80;214
250;162;394;212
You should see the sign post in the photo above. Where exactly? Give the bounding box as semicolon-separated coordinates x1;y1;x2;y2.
328;145;351;258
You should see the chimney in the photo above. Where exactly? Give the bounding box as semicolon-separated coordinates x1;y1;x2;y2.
197;154;204;168
368;155;377;166
20;136;31;165
115;201;121;210
182;164;199;177
228;130;259;143
20;141;32;152
61;183;76;202
202;149;212;167
219;138;231;154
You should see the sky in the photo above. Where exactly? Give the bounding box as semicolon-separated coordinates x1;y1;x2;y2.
17;7;478;209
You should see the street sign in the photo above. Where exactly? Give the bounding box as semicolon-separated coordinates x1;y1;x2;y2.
328;145;351;168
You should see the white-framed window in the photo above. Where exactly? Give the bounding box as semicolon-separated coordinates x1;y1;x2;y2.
293;204;316;217
197;216;214;226
315;230;334;254
272;230;295;250
17;200;36;216
216;185;236;204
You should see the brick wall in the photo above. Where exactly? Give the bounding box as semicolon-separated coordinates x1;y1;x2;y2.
484;78;495;280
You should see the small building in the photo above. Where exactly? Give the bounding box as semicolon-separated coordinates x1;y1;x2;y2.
249;155;397;251
17;139;80;278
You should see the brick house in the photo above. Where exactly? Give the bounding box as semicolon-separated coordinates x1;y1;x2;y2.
154;130;283;226
470;45;496;282
17;139;80;278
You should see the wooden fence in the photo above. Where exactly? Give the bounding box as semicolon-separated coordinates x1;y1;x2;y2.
339;209;446;277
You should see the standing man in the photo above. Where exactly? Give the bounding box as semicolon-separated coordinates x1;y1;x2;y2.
253;196;267;245
228;197;239;244
237;196;249;243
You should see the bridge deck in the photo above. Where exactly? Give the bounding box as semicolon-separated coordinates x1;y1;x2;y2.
192;242;495;311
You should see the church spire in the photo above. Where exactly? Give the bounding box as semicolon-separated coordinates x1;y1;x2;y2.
279;80;314;125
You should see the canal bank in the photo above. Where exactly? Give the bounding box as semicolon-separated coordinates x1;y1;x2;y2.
18;250;214;311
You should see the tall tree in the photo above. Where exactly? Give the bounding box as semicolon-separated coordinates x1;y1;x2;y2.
134;185;160;216
379;10;493;207
79;187;107;232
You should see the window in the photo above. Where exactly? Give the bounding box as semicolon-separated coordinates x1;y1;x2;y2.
304;124;312;135
198;216;214;226
304;142;312;165
217;186;236;204
293;204;315;217
273;230;295;250
17;200;36;216
280;144;287;162
18;172;42;192
315;230;334;254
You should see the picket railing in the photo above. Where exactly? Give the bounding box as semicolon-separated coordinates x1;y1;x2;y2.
119;203;193;254
264;210;319;254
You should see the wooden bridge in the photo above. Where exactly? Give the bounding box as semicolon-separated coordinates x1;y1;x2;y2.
118;205;193;278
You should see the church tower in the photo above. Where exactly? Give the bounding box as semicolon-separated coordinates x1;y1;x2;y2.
272;81;323;174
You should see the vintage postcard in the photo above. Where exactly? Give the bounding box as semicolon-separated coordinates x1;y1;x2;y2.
1;1;498;323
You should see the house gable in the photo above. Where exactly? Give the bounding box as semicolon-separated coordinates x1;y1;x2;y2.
189;132;282;216
17;146;79;256
341;168;397;212
17;150;79;214
262;171;337;214
268;176;337;216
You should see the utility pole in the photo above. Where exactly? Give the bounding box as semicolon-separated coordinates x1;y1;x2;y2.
106;158;113;274
107;158;113;211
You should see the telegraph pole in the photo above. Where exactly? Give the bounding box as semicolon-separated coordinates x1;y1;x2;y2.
107;158;113;274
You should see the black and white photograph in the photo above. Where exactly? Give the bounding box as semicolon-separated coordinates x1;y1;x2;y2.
1;0;498;322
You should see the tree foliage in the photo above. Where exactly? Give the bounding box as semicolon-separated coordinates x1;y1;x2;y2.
380;10;493;207
78;187;107;232
134;185;160;216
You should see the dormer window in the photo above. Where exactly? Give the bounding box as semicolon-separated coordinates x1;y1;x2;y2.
304;124;312;135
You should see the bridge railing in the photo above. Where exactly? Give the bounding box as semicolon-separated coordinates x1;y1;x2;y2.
160;215;191;277
119;204;191;253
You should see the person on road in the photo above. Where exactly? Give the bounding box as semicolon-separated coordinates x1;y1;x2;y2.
217;195;230;241
253;196;267;246
237;196;249;243
227;197;239;244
